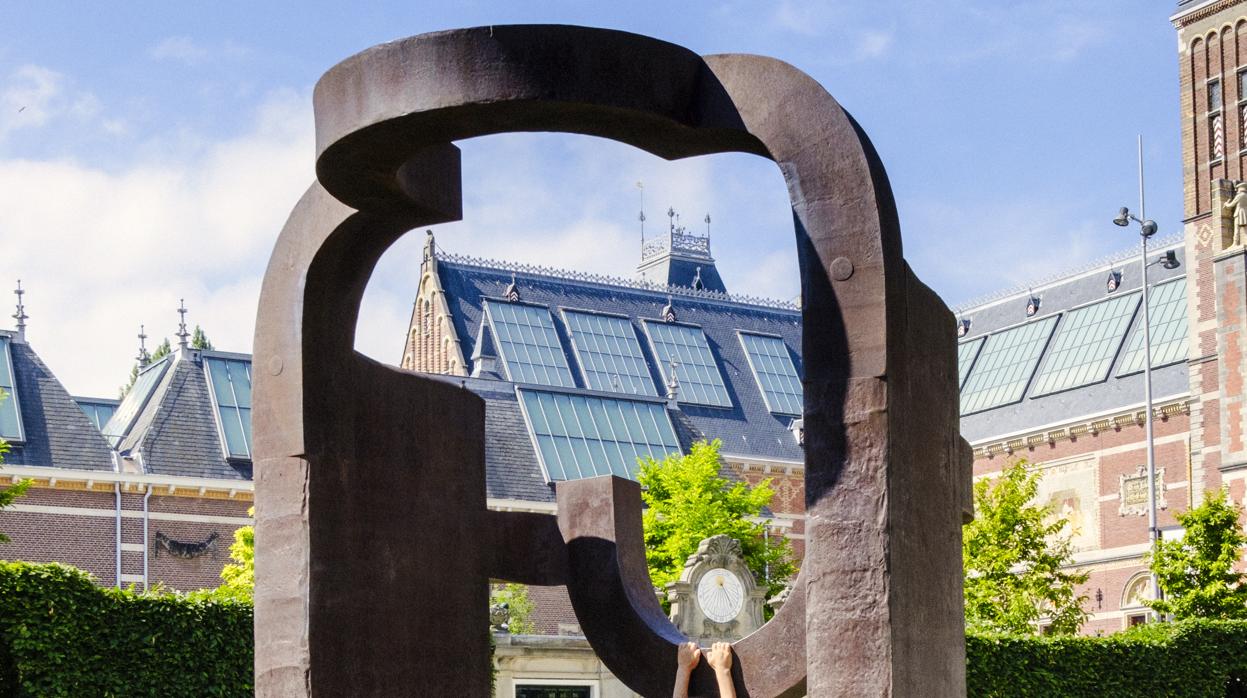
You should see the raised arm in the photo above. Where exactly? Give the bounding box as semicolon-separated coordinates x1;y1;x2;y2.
706;642;735;698
674;642;700;698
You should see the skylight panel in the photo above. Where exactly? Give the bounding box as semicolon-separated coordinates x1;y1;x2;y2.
518;388;681;481
0;336;24;442
1031;294;1140;396
738;332;803;416
561;310;656;396
958;337;985;388
960;316;1058;414
1118;278;1189;375
484;300;576;388
642;321;731;407
205;357;253;460
102;357;171;447
76;401;118;432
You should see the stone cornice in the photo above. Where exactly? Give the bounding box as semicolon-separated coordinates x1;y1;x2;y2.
1172;0;1243;28
972;398;1193;460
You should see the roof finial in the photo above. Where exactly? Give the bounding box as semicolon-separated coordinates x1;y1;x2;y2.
504;272;521;302
704;213;711;237
667;206;676;236
176;299;190;349
423;229;436;262
12;280;28;342
637;181;646;253
137;324;151;366
661;295;677;323
692;267;704;291
666;359;680;408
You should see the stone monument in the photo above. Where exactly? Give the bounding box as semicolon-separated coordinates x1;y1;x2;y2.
252;25;972;697
666;535;767;644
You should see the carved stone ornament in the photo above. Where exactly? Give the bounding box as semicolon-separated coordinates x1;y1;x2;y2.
1119;465;1167;517
252;25;971;698
666;535;768;644
153;531;219;559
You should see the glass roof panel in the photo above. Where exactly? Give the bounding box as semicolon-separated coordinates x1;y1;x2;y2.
562;310;656;396
102;357;171;446
1118;278;1189;375
204;357;253;460
485;300;576;388
642;321;731;407
76;401;118;432
738;332;803;415
0;336;23;441
1031;294;1140;396
960;316;1058;414
958;337;985;388
518;388;681;482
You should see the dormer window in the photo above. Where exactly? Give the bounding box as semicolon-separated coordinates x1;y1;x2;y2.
204;356;254;460
0;335;25;442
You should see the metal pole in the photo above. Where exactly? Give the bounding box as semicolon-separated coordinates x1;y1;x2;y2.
1139;134;1161;607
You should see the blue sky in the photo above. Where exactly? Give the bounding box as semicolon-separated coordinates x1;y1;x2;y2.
0;1;1186;396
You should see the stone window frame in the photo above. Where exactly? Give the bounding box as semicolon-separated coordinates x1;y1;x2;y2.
512;677;599;698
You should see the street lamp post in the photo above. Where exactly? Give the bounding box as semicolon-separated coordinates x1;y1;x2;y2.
1112;136;1178;612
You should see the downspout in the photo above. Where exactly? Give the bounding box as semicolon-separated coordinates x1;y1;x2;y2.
142;485;153;590
112;450;122;588
114;482;122;588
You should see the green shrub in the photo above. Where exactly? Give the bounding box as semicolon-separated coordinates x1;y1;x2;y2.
966;620;1247;697
0;561;251;697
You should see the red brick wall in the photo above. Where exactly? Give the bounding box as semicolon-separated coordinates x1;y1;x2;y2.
0;485;251;592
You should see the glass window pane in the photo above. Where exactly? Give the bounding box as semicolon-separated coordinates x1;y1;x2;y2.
563;310;656;396
738;333;803;415
1118;278;1188;375
642;321;731;407
960;316;1059;414
103;358;172;445
1031;294;1139;396
517;388;680;482
485;300;575;387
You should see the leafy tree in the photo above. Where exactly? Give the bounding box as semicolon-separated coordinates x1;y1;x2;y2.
217;507;255;600
491;582;535;634
191;325;214;351
0;390;31;543
963;459;1089;634
1147;488;1247;620
639;439;795;604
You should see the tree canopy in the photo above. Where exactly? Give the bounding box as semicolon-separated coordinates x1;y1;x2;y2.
639;439;794;603
1147;488;1247;620
963;459;1088;634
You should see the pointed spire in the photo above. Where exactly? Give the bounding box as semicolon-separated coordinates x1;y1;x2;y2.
137;324;151;366
176;299;190;349
12;280;27;343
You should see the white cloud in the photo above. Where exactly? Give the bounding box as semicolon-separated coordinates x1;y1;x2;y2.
0;66;64;140
148;36;253;66
148;37;210;65
0;89;314;397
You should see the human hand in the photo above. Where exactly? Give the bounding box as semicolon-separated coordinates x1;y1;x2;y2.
707;642;732;675
677;641;701;673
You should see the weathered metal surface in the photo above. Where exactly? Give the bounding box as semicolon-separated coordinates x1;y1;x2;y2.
253;24;969;698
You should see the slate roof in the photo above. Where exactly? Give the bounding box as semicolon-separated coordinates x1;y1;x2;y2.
1;333;113;471
430;253;805;500
111;350;251;481
954;235;1189;443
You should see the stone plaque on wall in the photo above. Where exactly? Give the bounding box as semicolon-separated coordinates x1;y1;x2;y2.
1119;465;1166;517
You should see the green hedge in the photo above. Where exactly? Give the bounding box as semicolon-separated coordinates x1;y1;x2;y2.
0;561;251;697
967;620;1247;697
1;561;1245;697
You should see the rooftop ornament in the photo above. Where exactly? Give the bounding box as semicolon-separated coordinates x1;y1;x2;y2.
252;25;971;697
11;280;27;343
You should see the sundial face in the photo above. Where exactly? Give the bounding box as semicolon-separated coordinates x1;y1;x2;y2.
696;567;745;623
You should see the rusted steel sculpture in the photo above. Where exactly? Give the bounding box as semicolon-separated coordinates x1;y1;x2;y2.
253;25;971;698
